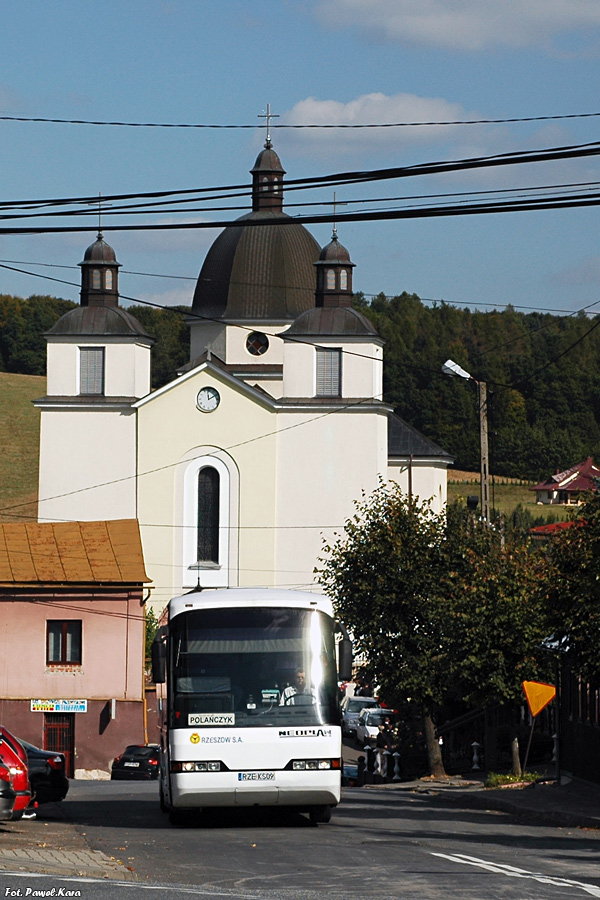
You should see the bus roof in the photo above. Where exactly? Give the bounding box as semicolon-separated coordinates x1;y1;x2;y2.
166;588;334;622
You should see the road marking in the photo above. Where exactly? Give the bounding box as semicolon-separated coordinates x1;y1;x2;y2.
432;852;600;897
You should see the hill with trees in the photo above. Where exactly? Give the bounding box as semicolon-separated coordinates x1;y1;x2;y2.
1;290;599;481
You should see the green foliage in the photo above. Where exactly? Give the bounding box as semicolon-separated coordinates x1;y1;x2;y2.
485;771;539;787
319;486;549;765
354;293;600;480
545;493;600;682
144;607;160;661
0;295;76;374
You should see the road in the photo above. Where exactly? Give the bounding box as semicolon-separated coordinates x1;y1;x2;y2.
1;778;600;900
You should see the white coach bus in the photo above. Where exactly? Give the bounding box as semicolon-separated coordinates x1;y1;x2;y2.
151;588;352;825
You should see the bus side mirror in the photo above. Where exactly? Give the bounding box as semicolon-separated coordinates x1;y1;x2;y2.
338;637;353;682
151;629;167;684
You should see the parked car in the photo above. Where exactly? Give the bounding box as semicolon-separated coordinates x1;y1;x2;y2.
341;696;379;737
111;745;160;780
0;727;32;819
356;708;396;747
0;762;16;821
18;740;69;804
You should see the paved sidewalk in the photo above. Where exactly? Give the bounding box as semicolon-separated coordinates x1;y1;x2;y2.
0;803;134;879
366;774;600;829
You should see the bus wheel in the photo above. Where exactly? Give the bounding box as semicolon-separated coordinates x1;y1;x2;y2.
309;805;332;824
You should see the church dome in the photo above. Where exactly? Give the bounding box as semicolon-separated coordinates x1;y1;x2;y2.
318;234;352;264
192;141;321;322
46;305;152;339
284;306;379;338
81;232;120;265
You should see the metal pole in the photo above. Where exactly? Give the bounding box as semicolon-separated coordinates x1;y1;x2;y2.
478;381;490;524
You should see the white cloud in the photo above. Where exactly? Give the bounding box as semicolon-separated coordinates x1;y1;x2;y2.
314;0;600;51
281;92;480;158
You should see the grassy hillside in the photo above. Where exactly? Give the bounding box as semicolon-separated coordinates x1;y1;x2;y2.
0;372;45;522
448;470;571;522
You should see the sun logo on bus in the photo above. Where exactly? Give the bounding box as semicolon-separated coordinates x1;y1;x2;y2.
190;733;200;744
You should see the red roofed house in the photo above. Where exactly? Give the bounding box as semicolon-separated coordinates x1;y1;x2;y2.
530;457;600;505
0;519;151;777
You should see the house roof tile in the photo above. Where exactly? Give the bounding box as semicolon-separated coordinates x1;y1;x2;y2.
0;519;149;586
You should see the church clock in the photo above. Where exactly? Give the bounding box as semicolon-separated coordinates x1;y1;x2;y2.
196;386;220;412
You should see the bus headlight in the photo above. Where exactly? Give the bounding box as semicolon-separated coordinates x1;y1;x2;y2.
171;761;222;773
290;759;340;771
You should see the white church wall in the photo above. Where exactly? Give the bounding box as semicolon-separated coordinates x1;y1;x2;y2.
38;409;137;522
387;461;449;515
339;342;383;400
46;339;150;398
225;323;287;365
275;409;389;589
136;368;279;610
281;341;315;397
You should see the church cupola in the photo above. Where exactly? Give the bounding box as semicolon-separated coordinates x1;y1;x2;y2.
79;232;121;307
250;141;285;212
314;230;355;308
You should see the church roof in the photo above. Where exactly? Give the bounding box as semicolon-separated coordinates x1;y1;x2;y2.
387;412;454;461
283;306;380;338
0;519;149;585
192;210;321;321
80;232;120;265
46;305;153;339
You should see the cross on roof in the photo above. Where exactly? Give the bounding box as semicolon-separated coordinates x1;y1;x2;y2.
258;103;279;147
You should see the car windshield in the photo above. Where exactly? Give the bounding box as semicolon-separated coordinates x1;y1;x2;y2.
123;746;158;759
366;711;391;725
347;698;376;713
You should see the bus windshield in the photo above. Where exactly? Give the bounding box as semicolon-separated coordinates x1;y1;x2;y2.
169;606;339;728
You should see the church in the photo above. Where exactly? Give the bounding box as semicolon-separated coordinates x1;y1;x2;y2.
36;137;452;610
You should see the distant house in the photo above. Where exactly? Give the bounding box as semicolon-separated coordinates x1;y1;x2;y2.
530;457;600;505
0;519;150;777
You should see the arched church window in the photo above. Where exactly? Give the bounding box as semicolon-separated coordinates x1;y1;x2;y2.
91;269;101;290
339;269;348;290
326;269;336;290
273;176;280;193
105;269;113;290
246;332;269;356
261;176;269;192
197;466;220;564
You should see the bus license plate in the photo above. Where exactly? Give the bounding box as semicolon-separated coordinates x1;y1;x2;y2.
238;772;275;781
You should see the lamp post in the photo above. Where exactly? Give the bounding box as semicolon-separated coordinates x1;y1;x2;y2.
442;359;490;524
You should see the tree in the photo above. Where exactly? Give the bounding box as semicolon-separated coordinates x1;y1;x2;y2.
319;485;548;777
545;492;600;682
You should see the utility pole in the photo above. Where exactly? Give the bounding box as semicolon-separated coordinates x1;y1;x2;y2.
478;380;490;524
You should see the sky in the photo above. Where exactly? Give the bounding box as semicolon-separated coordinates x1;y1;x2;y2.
2;0;600;318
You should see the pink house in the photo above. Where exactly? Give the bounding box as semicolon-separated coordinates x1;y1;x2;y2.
530;457;600;505
0;519;150;777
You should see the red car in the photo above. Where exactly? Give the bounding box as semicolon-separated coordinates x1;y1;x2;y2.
0;761;16;820
0;727;32;820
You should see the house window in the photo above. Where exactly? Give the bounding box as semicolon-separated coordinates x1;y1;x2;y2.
80;347;105;395
197;466;220;564
316;348;342;397
47;620;82;665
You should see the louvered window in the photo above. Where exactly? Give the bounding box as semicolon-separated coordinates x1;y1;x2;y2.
197;466;220;563
80;347;105;395
316;348;342;397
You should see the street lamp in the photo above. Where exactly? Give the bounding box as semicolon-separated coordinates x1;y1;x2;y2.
442;359;490;524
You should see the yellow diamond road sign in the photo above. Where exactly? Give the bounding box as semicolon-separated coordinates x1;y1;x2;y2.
522;680;556;717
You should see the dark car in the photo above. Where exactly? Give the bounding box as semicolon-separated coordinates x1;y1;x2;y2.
18;740;69;805
0;762;16;821
111;745;160;780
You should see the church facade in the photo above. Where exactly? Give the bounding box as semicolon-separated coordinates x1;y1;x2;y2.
36;140;452;610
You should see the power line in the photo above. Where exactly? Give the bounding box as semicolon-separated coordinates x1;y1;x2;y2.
3;111;600;129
